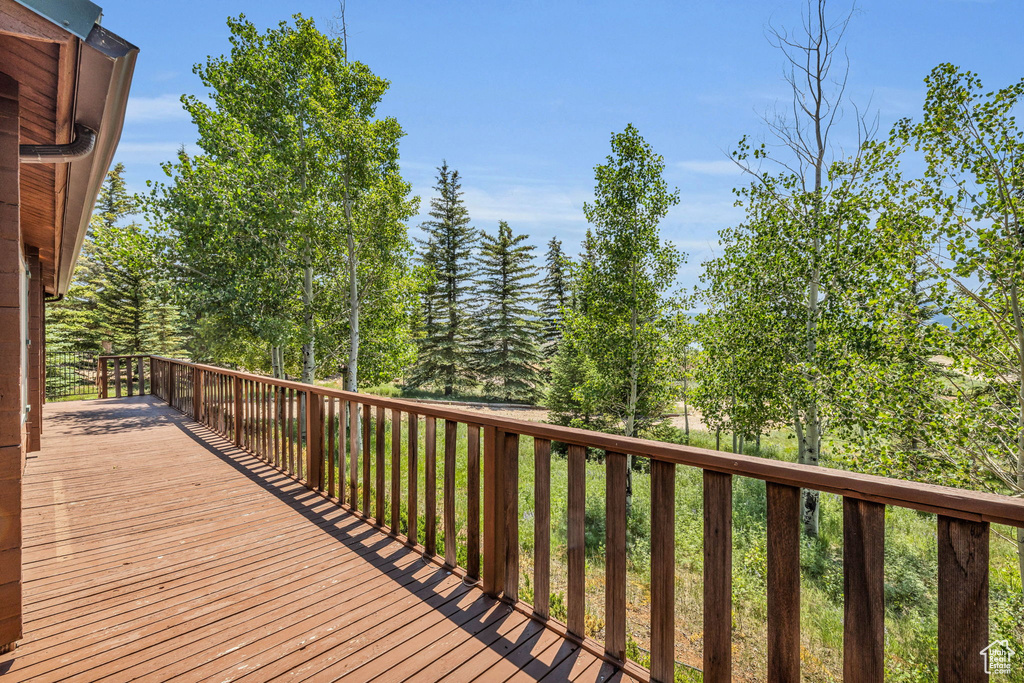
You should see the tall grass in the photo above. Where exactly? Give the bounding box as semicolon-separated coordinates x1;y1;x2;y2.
323;412;1023;682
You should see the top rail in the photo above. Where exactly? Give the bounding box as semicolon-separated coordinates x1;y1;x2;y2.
144;355;1024;527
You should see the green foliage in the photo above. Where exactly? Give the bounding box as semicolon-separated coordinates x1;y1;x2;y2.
48;164;184;356
472;221;542;401
538;237;569;360
408;163;479;395
156;14;416;386
558;124;683;439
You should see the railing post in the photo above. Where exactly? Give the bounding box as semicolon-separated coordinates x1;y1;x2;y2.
126;357;134;397
114;358;121;398
233;376;242;446
138;356;146;396
306;390;323;489
98;358;108;399
482;425;505;597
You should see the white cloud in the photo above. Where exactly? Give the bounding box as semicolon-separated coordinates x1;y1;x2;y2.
460;184;590;225
124;94;190;123
114;142;199;164
673;159;742;176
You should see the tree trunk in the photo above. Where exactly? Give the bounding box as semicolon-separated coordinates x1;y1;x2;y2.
270;345;282;379
301;252;315;384
1009;281;1024;589
800;234;822;538
345;205;359;394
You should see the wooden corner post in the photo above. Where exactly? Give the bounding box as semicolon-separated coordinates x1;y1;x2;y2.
98;358;108;399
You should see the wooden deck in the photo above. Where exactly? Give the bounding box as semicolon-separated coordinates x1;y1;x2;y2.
0;396;634;683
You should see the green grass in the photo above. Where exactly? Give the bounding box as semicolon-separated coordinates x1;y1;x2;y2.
273;407;1022;682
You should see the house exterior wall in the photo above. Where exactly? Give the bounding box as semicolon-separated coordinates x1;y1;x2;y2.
0;69;23;654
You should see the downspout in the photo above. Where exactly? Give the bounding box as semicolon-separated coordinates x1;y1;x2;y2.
19;123;97;164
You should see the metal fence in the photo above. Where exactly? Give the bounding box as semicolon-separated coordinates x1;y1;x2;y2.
46;351;97;400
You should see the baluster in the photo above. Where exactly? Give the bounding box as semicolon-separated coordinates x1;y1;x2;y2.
533;438;551;617
337;398;346;505
375;405;385;524
408;412;419;544
767;482;800;681
605;451;627;661
362;403;371;512
307;391;324;489
651;459;675;682
567;443;585;637
328;397;336;497
843;498;885;682
425;417;437;555
445;420;458;567
703;470;732;682
349;401;359;506
938;515;988;682
287;387;295;472
114;358;121;398
127;357;134;396
392;409;402;532
467;424;481;580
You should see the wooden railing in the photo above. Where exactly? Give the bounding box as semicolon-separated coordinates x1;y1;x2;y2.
97;354;150;398
103;355;1024;682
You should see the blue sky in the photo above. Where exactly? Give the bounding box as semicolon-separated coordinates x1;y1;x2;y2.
101;0;1022;291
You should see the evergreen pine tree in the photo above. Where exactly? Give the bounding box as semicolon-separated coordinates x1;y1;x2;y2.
60;165;183;355
538;237;568;360
408;162;478;395
473;221;541;402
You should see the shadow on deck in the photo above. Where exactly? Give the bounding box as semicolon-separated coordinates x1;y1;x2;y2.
0;396;634;682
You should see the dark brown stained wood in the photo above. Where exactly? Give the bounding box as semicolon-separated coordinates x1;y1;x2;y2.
233;376;242;446
375;405;385;525
99;358;107;398
261;382;268;459
467;424;481;580
362;403;371;513
703;470;732;683
444;420;458;567
482;426;504;597
272;386;280;467
408;413;419;545
766;482;800;682
328;397;336;499
605;451;627;662
287;387;294;473
567;443;586;637
337;398;345;505
349;401;359;506
650;459;675;683
2;398;622;683
114;358;121;398
425;416;438;556
503;432;520;601
938;515;989;683
126;358;133;397
139;357;146;395
149;357;1024;528
843;497;885;682
533;438;551;618
392;409;402;532
306;392;323;491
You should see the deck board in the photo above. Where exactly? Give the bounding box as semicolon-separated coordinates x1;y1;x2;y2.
0;396;623;682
